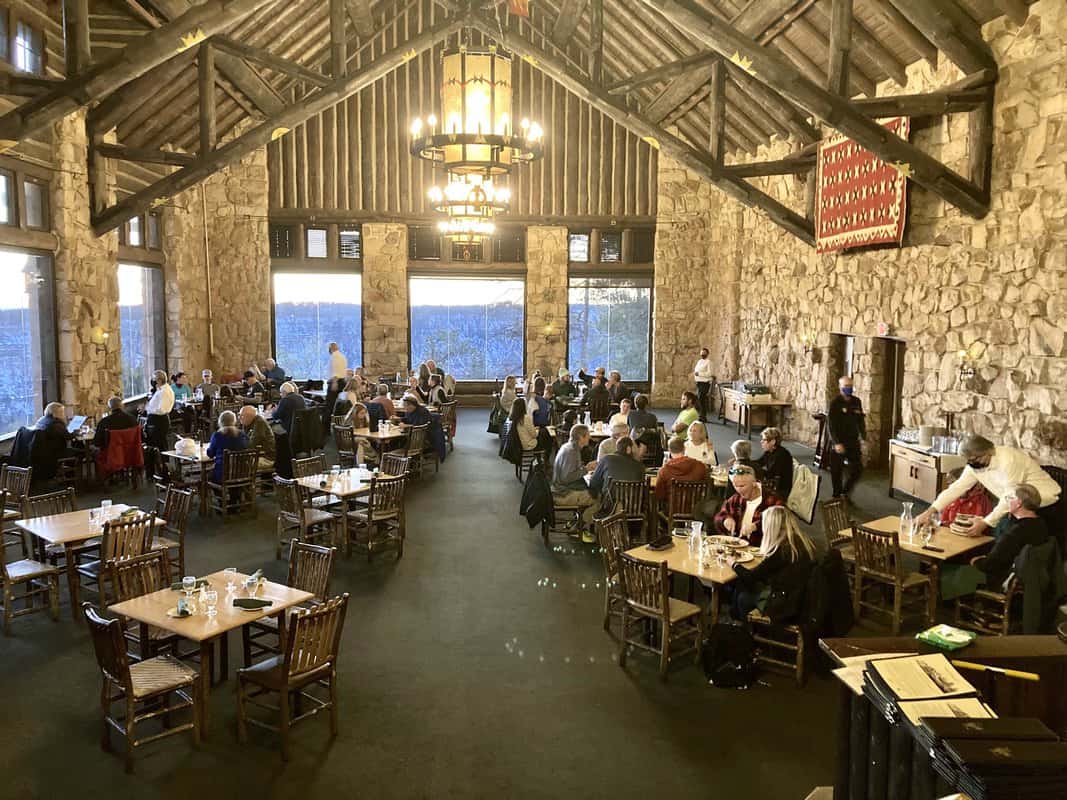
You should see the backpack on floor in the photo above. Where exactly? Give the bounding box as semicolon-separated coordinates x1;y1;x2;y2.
702;623;756;689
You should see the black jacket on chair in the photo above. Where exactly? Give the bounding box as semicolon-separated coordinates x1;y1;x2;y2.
520;462;554;529
500;422;522;466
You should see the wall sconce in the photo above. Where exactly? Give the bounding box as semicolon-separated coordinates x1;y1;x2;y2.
90;326;111;353
799;332;817;355
957;348;976;383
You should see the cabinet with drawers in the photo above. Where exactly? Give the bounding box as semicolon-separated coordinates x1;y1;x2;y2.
888;440;964;504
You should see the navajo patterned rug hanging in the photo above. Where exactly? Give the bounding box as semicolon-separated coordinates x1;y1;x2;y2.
815;116;910;254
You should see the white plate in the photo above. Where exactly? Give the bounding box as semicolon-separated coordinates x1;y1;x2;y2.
731;551;755;564
708;535;747;548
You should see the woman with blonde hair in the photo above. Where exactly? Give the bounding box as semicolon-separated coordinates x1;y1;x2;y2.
730;505;815;620
344;401;372;464
684;421;717;466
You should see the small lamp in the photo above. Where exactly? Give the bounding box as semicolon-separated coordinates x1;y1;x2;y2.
90;326;110;353
799;332;816;355
957;348;976;383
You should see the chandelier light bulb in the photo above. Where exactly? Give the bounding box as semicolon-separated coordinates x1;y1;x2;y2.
427;114;437;130
410;118;422;137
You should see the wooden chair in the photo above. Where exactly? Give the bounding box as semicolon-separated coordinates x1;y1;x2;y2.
820;497;855;586
243;541;336;666
330;414;348;429
595;512;631;636
1;466;31;557
438;400;458;451
207;449;259;520
76;513;157;605
851;524;934;635
236;593;349;761
345;474;407;561
955;576;1021;636
403;423;430;478
20;488;80;566
746;610;807;686
1;513;60;635
108;550;183;660
292;453;338;509
616;553;703;680
332;425;357;469
273;477;339;560
609;479;650;543
82;602;200;773
151;486;194;580
379;452;410;477
588;395;611;424
657;479;708;536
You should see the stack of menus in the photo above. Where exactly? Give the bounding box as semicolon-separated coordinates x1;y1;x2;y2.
862;653;988;726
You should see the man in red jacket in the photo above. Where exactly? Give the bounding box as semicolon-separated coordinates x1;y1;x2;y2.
655;436;707;501
712;465;783;546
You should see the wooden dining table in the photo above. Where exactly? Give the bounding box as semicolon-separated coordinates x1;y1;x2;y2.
14;505;165;618
294;468;373;556
837;514;994;602
109;570;313;736
161;444;214;515
625;539;764;625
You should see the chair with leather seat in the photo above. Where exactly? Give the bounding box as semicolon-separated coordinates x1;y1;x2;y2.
236;593;349;761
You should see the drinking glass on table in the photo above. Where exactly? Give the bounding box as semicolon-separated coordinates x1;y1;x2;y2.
182;575;196;596
920;523;934;549
224;567;238;593
204;590;218;617
101;499;113;519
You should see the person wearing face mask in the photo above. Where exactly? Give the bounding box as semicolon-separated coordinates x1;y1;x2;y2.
915;435;1062;541
827;376;865;497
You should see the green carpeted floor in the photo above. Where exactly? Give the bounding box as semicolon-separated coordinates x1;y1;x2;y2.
1;409;891;799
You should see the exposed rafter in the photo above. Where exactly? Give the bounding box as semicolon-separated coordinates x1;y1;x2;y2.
607;52;720;96
552;0;590;47
468;12;815;244
345;0;376;38
213;36;332;87
0;0;279;148
887;0;998;74
92;14;465;235
637;0;992;218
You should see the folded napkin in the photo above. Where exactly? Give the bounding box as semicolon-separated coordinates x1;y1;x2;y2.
233;597;273;610
171;578;209;591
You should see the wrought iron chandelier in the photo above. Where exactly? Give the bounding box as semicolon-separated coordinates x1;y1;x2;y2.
410;43;543;245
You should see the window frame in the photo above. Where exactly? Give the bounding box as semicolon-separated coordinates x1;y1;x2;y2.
305;226;329;259
565;274;654;386
117;261;167;402
338;226;362;260
406;273;527;383
0;168;16;227
20;176;47;231
11;16;44;76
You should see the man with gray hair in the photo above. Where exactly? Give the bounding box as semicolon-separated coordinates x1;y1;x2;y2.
144;369;175;454
597;420;631;461
239;405;275;465
552;424;598;542
969;483;1051;590
372;383;396;418
917;434;1062;539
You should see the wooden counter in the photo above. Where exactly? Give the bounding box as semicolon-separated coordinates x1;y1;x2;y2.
888;439;964;504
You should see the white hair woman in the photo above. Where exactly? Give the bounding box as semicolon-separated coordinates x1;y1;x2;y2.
206;409;248;482
730;506;815;619
685;421;717;466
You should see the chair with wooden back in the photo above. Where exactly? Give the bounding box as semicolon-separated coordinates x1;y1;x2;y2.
291;453;338;509
244;541;336;666
151;486;194;580
207;449;259;520
19;487;77;565
1;466;31;556
332;425;357;469
345;474;407;561
851;524;933;635
82;602;199;773
588;394;611;424
403;423;429;478
820;497;856;585
595;512;631;636
609;479;650;543
658;479;708;535
438;401;458;451
77;513;157;605
379;452;410;477
955;575;1020;636
273;477;338;560
616;553;703;680
108;550;183;660
1;488;60;635
236;593;350;761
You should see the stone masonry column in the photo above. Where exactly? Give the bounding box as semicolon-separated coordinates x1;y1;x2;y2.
525;225;568;377
362;223;409;376
52;109;120;411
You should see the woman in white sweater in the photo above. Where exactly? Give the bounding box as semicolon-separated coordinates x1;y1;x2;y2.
685;421;718;466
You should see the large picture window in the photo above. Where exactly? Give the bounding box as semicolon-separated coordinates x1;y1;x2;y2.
273;272;362;380
568;277;651;382
118;264;166;399
0;249;57;437
409;277;524;381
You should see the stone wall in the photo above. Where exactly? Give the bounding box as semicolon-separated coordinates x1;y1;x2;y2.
525;226;569;377
699;1;1067;464
165;139;271;379
652;156;741;404
51;110;121;411
361;223;409;375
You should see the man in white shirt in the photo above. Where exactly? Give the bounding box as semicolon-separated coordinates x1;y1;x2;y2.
693;346;713;422
327;342;347;381
916;434;1062;538
144;369;175;456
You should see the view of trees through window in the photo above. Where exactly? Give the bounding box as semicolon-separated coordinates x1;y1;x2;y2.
0;249;55;436
568;277;651;381
118;264;165;399
273;272;362;379
409;277;524;381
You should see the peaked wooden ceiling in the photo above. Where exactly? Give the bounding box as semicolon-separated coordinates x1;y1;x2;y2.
0;0;1035;240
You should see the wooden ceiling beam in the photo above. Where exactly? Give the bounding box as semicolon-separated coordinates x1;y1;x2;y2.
345;0;376;39
212;36;331;87
607;51;720;95
790;16;875;96
708;58;724;166
858;0;937;68
638;0;990;218
994;0;1029;26
827;0;853;97
552;0;590;47
0;0;277;147
469;12;815;244
92;14;465;235
722;153;816;178
852;85;991;117
95;143;194;166
589;0;604;85
807;2;908;87
64;0;92;75
887;0;996;73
